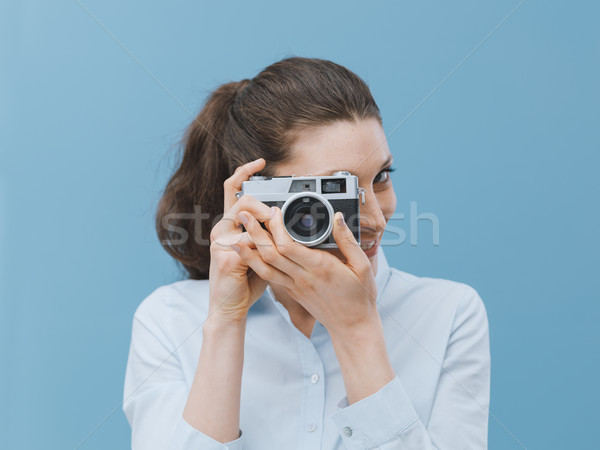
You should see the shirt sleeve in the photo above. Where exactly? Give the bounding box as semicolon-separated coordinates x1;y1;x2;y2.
122;287;244;450
330;286;491;450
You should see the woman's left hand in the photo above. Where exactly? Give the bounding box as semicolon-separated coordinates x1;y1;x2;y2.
234;206;379;338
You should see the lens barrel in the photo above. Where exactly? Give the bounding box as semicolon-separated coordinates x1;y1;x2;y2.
281;193;334;246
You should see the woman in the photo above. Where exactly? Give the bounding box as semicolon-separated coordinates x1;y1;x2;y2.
123;57;490;449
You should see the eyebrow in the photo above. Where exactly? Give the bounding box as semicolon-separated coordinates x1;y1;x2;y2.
315;154;394;177
378;154;394;169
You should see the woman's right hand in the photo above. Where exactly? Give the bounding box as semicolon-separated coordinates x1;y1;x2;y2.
207;158;273;324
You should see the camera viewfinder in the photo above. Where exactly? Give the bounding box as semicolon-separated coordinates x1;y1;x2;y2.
322;179;346;194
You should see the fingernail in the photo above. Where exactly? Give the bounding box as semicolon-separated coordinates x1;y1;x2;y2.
232;245;240;253
337;213;346;227
238;213;248;225
270;206;276;218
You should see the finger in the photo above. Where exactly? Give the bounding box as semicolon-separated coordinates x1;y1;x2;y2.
239;210;306;276
212;195;272;239
331;211;370;273
223;158;266;212
233;245;295;289
211;231;256;251
224;194;272;225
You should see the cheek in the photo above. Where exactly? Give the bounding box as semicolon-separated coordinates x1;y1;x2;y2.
378;187;397;221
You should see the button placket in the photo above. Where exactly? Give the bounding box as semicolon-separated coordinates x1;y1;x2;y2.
296;334;325;445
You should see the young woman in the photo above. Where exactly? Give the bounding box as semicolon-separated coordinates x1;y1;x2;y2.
123;57;491;449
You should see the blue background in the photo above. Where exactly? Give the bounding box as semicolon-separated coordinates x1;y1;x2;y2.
1;1;598;449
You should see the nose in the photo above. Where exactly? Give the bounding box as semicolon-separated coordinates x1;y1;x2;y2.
359;187;386;235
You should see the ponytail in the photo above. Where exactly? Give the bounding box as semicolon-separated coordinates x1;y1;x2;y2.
155;80;250;280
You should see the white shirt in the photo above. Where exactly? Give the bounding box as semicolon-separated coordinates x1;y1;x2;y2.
123;248;490;449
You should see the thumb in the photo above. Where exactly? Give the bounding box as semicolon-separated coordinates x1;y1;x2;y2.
332;212;366;269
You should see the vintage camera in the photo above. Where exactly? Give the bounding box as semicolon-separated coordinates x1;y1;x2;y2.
236;171;365;248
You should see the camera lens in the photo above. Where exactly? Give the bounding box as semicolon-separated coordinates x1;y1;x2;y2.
283;195;332;245
300;214;315;228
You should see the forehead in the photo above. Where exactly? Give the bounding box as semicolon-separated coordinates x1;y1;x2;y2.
275;119;391;177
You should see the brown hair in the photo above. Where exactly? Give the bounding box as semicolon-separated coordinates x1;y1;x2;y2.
156;56;382;279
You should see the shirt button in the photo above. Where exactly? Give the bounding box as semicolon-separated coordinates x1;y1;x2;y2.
343;426;353;437
307;424;317;432
310;374;320;384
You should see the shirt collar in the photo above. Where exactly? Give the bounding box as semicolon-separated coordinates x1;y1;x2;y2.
374;246;392;298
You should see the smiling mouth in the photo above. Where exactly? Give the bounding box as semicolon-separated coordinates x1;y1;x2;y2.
360;240;377;250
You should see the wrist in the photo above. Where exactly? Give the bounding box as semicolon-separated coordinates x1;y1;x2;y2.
330;317;395;405
329;314;384;349
203;311;247;337
330;316;389;372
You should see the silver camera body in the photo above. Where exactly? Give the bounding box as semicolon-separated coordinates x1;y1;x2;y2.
238;171;363;248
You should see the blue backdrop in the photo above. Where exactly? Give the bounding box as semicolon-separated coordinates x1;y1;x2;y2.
1;1;598;449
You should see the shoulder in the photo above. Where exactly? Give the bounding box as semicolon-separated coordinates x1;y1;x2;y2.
132;279;211;335
385;266;484;306
382;266;488;332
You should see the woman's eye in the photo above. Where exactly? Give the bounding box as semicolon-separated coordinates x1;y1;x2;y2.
374;167;396;184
